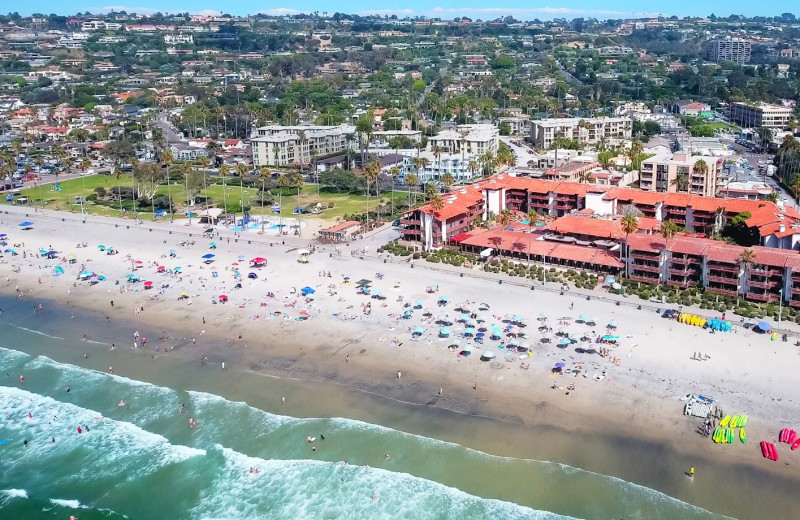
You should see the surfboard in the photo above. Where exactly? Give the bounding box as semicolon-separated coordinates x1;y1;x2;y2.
0;438;7;445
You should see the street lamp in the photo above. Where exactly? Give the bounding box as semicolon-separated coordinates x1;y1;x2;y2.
779;288;783;326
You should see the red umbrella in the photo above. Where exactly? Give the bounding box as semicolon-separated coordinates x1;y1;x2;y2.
231;262;239;266
135;260;143;264
250;257;267;263
157;266;165;271
144;281;153;286
299;311;309;317
219;294;228;300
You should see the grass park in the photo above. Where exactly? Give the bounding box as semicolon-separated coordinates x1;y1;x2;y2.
4;173;411;223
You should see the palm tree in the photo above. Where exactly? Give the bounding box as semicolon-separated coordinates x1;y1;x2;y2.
660;220;679;263
405;172;418;207
441;173;455;192
791;174;800;202
755;127;773;151
525;209;540;264
712;206;726;236
431;144;443;179
430;194;445;214
628;139;644;172
671;173;689;193
235;163;249;177
739;249;756;273
497;209;514;257
692;159;708;193
620;214;639;279
160;149;174;221
364;158;381;229
389;165;400;216
467;159;478;178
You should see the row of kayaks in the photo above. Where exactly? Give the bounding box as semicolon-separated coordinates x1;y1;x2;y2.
720;414;748;428
761;441;779;461
713;427;746;444
778;428;800;450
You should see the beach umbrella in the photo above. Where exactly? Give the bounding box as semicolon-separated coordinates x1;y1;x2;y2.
248;272;258;279
251;257;267;264
0;233;6;238
558;328;569;335
757;321;771;332
168;249;176;254
578;314;589;321
555;362;566;368
157;265;165;272
371;289;381;296
97;275;106;281
480;350;496;360
98;245;105;250
439;327;451;336
301;286;315;295
54;266;64;274
209;242;217;247
439;296;449;303
466;319;478;328
559;338;571;345
202;253;215;259
79;270;94;278
39;249;49;255
298;249;311;255
459;313;470;322
18;221;33;228
413;326;425;334
238;255;246;261
134;260;143;265
464;327;475;336
173;267;181;271
144;281;153;287
608;320;618;328
219;294;228;300
299;311;309;318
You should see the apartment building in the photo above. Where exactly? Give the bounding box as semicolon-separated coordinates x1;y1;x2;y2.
639;152;722;197
164;33;194;45
529;117;632;149
729;102;793;129
251;124;355;167
428;124;499;156
712;37;751;65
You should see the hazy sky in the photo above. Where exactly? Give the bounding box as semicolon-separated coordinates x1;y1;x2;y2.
13;2;796;20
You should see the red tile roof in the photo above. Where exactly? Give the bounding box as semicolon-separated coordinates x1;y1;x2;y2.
705;245;743;264
626;233;667;253
324;220;360;233
545;216;623;240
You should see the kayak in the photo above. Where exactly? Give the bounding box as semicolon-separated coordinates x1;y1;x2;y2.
740;429;747;443
731;415;740;428
792;438;800;451
761;441;770;458
789;430;797;445
720;415;731;428
741;415;748;427
728;429;734;443
780;428;787;443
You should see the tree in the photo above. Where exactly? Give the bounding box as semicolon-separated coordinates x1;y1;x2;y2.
235;163;249;177
598;150;615;169
388;166;400;216
101;139;136;169
692;160;708;193
405;172;418;207
441;173;455;191
467;160;478;178
627;140;644;172
660;219;679;253
355;113;374;166
620;214;639;279
132;162;162;201
430;194;445;214
364;157;381;229
279;171;304;236
738;248;756;268
671;173;689;192
496;209;514;256
755;127;774;148
791;174;800;201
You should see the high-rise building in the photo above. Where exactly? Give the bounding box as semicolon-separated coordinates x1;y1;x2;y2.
712;38;751;65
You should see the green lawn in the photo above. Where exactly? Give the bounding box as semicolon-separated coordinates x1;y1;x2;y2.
4;175;409;222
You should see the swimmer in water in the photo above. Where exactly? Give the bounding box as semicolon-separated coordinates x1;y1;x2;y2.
118;400;126;407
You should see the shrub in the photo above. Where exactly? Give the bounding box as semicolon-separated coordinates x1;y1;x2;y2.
639;290;651;300
412;252;421;260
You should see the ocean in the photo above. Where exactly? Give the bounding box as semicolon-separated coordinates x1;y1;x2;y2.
0;307;740;520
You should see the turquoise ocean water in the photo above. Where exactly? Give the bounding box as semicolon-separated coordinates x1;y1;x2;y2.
0;340;734;520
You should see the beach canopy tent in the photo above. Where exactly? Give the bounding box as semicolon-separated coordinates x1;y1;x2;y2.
413;326;425;335
438;296;449;303
757;321;772;332
480;248;493;258
559;338;571;345
18;221;34;229
439;328;451;337
79;270;94;279
480;350;496;361
301;287;315;295
202;253;215;259
248;272;258;279
250;257;267;265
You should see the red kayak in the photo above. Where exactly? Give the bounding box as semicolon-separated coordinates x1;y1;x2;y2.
792;438;800;451
761;441;770;458
769;443;779;461
779;429;787;443
789;430;797;444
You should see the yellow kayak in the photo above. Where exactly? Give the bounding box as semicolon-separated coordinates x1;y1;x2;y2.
720;415;731;428
740;429;747;443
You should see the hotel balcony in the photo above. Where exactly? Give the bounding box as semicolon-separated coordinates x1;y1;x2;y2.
554;195;576;202
790;298;800;308
791;286;800;295
554;203;576;211
400;218;421;225
667;278;697;288
749;268;782;277
668;267;697;276
629;273;661;284
630;252;661;261
707;263;740;274
632;263;661;274
666;216;686;224
747;279;778;290
529;201;549;208
669;255;700;266
746;292;779;303
706;286;739;297
706;274;740;285
666;207;687;215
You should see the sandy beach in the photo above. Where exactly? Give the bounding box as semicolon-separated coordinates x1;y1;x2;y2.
2;204;800;518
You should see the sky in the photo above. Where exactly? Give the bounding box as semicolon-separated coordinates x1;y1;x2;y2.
12;2;796;21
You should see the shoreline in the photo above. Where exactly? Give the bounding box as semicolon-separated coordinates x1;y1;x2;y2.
1;206;800;518
2;293;799;519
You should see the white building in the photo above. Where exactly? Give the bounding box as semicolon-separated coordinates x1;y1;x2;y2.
428;124;499;157
413;151;477;183
529;117;632;149
251;124;356;167
164;33;194;45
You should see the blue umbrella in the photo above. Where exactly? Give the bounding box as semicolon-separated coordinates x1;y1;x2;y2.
559;338;571;345
173;266;181;271
54;266;64;273
0;234;6;238
439;328;451;336
18;221;33;227
555;362;566;368
415;299;423;306
439;296;449;302
371;289;381;296
155;209;166;215
757;321;771;332
464;327;475;336
202;253;215;259
79;270;94;277
301;287;315;295
413;326;425;334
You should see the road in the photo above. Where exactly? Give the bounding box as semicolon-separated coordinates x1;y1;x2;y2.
155;112;185;145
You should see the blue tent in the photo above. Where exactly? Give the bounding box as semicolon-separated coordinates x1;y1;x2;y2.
79;270;94;277
301;286;315;295
757;321;771;332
